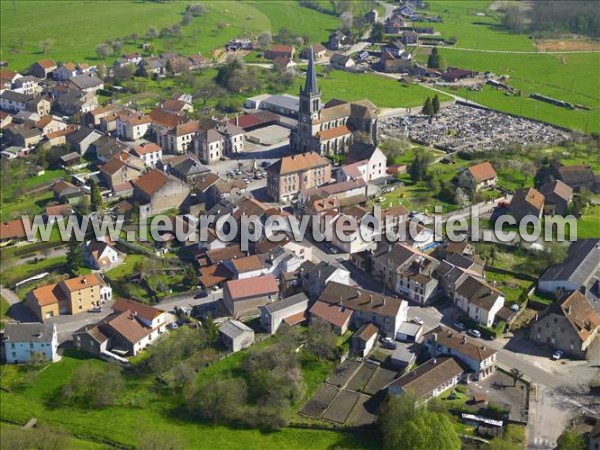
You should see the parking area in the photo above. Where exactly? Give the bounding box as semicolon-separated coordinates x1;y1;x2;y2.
467;370;529;422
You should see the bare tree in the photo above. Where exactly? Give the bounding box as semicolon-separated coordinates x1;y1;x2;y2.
38;38;55;54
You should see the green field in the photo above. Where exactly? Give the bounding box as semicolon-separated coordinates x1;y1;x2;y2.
292;68;453;108
0;349;376;450
0;1;342;72
411;1;600;132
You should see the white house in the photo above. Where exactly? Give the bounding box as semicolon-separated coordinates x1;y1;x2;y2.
330;213;377;254
82;238;120;270
458;162;497;191
345;143;388;182
116;112;152;141
3;322;59;364
454;276;505;327
259;292;309;334
423;326;498;380
132;142;163;168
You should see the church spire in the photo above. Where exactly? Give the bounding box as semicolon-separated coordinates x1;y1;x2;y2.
303;46;319;95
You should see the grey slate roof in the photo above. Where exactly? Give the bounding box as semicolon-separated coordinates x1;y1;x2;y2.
3;322;54;342
263;94;300;112
539;239;600;287
219;320;253;340
397;321;422;337
262;292;308;314
70;74;103;90
1;90;29;103
303;46;319;95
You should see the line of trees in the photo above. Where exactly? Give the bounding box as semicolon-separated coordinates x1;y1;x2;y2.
502;1;600;37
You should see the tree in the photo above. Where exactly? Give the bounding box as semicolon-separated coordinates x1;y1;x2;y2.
112;39;123;54
380;395;460;450
427;47;441;68
306;321;337;360
181;12;193;26
340;11;353;31
187;376;247;422
130;32;139;43
421;97;433;116
557;430;585;450
66;232;83;275
147;26;158;39
438;57;448;72
38;38;55;54
369;22;385;43
509;368;523;387
431;94;440;116
257;31;272;52
183;264;197;288
62;362;124;408
502;4;526;33
200;314;219;346
90;180;103;212
188;3;206;17
409;153;431;183
95;43;113;59
454;187;470;207
194;80;224;105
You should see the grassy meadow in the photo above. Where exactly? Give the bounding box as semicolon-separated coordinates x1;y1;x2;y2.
410;1;600;132
0;349;377;450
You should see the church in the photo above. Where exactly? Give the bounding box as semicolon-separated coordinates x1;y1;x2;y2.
290;47;378;156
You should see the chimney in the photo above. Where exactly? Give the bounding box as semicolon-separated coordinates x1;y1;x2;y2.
433;358;437;364
432;332;438;342
82;277;87;284
567;305;572;315
369;294;373;304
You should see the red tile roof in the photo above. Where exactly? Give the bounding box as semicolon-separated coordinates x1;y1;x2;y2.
134;169;168;196
468;162;497;182
309;300;353;329
0;218;28;240
226;274;278;299
112;298;163;322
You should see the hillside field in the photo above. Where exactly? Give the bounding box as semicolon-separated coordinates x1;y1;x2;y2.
411;0;600;132
0;1;338;71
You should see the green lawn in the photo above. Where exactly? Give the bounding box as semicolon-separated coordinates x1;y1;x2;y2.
576;205;600;239
485;272;532;305
1;255;66;287
291;68;453;108
1;349;374;449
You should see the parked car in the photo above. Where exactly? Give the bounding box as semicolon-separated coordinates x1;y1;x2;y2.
552;350;564;360
261;161;270;168
412;317;424;325
167;323;179;330
510;304;520;312
90;307;102;313
194;290;208;299
381;337;397;350
329;245;339;254
467;329;481;338
453;322;466;331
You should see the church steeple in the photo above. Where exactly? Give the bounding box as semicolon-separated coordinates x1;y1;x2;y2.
303;46;319;95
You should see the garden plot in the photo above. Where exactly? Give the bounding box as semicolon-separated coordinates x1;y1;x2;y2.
325;359;361;387
321;390;361;424
299;383;339;419
346;362;378;392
